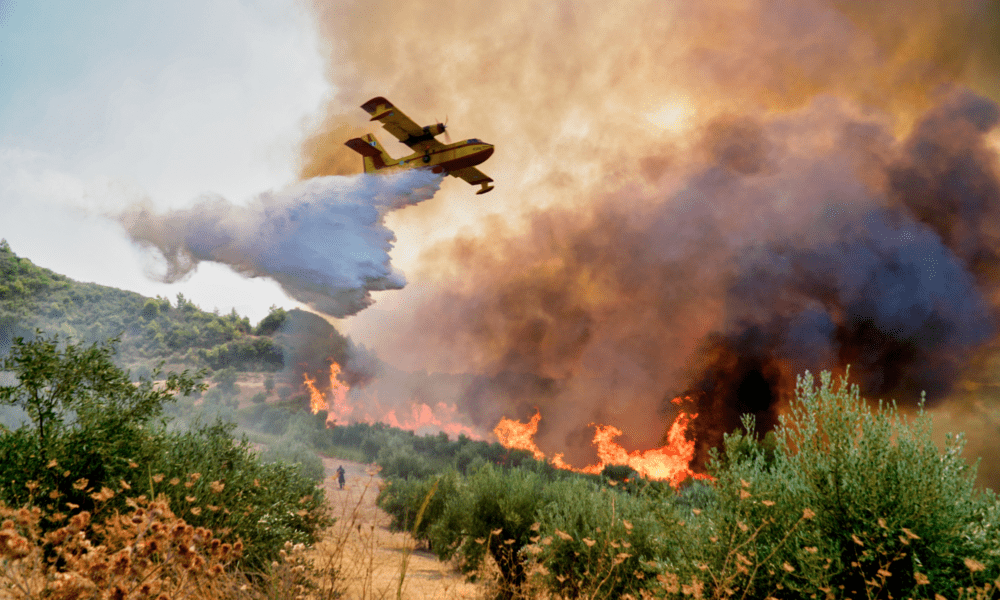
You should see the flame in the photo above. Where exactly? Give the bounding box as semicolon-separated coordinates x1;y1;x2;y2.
326;362;352;423
303;362;352;422
492;398;705;487
303;373;326;414
300;362;486;438
493;411;545;460
383;401;483;439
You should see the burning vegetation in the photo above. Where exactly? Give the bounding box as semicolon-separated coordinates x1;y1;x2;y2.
493;397;706;487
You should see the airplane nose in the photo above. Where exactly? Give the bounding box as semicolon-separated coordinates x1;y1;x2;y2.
480;145;494;160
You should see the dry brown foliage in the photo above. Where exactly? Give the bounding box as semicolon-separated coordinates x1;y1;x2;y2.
0;496;340;600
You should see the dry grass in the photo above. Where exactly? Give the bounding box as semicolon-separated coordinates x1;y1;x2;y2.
313;458;481;600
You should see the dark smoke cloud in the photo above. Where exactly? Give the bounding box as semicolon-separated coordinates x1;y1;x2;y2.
399;91;1000;468
118;171;441;317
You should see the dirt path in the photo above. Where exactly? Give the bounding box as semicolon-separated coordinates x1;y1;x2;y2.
315;457;481;600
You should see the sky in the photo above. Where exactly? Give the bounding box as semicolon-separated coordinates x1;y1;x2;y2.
0;0;328;322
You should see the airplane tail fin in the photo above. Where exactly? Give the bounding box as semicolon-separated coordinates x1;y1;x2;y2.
344;134;396;173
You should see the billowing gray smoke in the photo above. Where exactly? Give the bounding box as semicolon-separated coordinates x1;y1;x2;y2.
117;170;442;317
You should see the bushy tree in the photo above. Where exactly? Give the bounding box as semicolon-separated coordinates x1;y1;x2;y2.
0;334;203;514
428;463;548;598
378;470;461;547
152;422;328;570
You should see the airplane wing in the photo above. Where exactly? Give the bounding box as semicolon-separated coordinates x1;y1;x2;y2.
450;167;495;195
360;96;446;153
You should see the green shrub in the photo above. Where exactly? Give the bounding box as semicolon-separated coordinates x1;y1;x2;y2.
776;370;997;598
693;370;1000;599
255;306;287;336
529;477;670;599
428;463;548;598
212;367;239;394
0;334;328;574
378;470;461;546
258;406;291;436
148;422;329;572
0;334;203;515
377;444;435;480
259;439;326;483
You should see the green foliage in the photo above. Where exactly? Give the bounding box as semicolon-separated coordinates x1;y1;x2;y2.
679;370;1000;599
0;333;327;574
259;441;326;482
140;298;160;319
213;367;240;395
532;477;669;599
0;243;285;373
378;470;461;545
148;422;328;572
377;444;436;480
255;306;287;336
0;334;205;512
778;370;994;598
429;463;548;596
0;334;194;516
199;336;283;371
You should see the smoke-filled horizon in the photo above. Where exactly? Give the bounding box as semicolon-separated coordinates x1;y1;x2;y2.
293;0;1000;476
117;170;442;318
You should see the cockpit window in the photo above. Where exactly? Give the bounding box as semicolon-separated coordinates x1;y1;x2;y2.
468;138;480;144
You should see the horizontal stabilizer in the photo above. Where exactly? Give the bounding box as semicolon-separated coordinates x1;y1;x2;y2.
344;137;384;157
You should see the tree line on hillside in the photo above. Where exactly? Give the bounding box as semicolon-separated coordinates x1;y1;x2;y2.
0;240;350;379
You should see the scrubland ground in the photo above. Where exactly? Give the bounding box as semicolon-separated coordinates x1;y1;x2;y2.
315;458;482;600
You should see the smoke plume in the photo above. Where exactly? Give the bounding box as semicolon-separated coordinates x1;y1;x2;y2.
118;171;442;317
291;0;1000;475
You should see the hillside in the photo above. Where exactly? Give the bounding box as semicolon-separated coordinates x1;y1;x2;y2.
0;240;347;377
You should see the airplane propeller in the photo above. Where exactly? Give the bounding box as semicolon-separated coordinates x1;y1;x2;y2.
439;116;452;143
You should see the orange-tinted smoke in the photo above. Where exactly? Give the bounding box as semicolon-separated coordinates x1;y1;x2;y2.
300;1;1000;475
304;0;1000;188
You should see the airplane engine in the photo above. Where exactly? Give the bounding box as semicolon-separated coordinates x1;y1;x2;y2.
423;123;447;137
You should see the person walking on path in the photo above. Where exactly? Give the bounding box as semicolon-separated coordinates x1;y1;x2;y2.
336;465;346;490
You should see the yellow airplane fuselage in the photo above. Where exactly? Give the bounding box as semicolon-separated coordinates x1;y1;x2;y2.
351;133;493;175
396;140;495;175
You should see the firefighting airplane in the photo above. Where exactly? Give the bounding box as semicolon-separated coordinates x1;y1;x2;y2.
344;97;495;194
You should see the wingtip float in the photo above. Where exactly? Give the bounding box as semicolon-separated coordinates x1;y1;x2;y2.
345;97;495;195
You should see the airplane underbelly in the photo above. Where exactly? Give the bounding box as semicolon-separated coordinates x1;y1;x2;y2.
437;149;492;173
